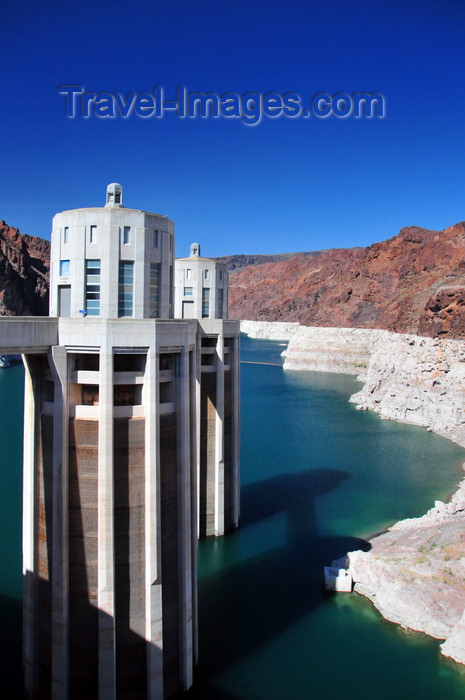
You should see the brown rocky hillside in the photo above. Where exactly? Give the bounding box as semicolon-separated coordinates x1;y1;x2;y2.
0;221;50;316
228;223;465;338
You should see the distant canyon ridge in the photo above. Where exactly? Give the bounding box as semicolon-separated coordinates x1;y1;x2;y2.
224;222;465;339
1;218;465;338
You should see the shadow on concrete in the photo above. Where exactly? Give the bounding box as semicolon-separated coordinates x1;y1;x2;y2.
0;593;22;697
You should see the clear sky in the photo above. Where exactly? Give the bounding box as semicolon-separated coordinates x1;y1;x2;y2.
1;0;465;257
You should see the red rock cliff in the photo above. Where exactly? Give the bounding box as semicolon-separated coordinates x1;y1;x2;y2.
228;222;465;338
0;221;50;316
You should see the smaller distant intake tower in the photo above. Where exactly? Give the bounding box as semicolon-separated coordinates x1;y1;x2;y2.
174;243;228;320
11;184;241;700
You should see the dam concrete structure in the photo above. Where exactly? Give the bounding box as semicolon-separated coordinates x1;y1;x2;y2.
0;185;240;699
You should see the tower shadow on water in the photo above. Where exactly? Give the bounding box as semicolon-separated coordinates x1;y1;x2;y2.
188;468;371;694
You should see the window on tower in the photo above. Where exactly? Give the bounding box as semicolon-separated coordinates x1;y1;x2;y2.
202;288;210;318
85;260;101;316
118;261;134;317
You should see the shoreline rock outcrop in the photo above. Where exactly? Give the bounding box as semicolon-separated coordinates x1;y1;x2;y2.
240;320;300;341
282;325;387;378
337;476;465;664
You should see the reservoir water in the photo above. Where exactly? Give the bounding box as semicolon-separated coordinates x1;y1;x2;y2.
1;336;465;698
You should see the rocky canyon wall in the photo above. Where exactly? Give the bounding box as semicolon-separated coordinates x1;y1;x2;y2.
0;221;50;316
349;332;465;449
231;222;465;338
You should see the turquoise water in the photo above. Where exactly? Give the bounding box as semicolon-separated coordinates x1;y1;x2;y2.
1;342;465;698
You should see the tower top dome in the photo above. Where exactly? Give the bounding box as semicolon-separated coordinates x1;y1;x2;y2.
105;183;123;208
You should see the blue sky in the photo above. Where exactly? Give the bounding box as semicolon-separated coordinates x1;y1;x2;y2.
1;0;465;256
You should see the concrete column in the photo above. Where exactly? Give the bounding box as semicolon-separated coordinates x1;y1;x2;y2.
195;268;202;320
223;274;229;319
98;347;116;699
210;284;216;320
177;344;194;689
144;342;164;700
70;223;86;318
214;332;225;536
195;331;202;539
22;355;39;699
231;334;241;528
106;225;120;319
189;348;199;664
49;346;70;700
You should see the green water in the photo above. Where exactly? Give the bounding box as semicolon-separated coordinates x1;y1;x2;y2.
1;341;465;698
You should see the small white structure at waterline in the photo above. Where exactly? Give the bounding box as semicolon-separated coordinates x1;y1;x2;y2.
324;566;353;592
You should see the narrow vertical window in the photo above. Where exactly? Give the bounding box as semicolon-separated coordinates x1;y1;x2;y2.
90;225;97;243
85;260;100;316
186;268;191;279
153;229;159;247
63;226;69;244
149;263;160;318
123;226;131;244
204;269;209;280
118;261;134;317
202;288;210;318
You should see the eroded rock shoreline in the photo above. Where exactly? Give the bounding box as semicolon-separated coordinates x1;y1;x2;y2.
241;320;465;665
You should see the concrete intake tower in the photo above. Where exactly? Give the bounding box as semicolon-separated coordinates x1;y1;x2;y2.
5;184;241;699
